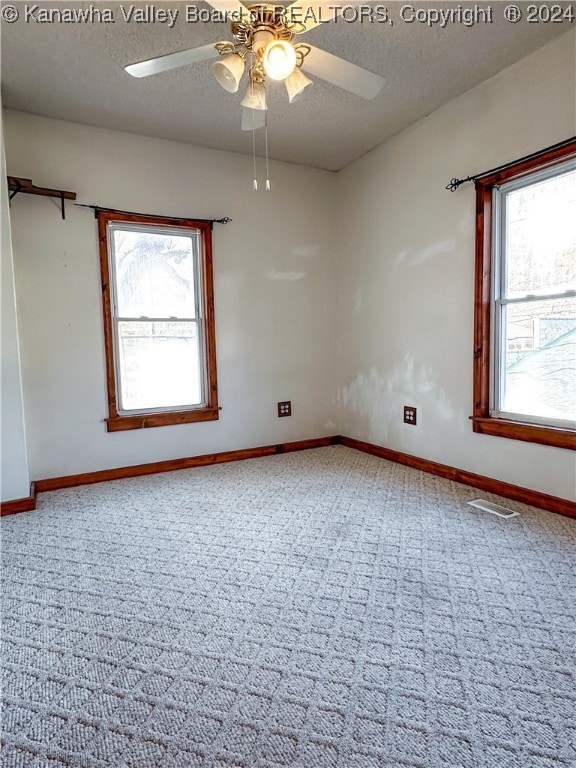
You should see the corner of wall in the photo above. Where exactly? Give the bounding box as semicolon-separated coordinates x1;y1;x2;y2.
1;105;31;502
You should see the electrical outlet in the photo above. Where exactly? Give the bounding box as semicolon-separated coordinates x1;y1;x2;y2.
404;406;417;425
278;401;292;417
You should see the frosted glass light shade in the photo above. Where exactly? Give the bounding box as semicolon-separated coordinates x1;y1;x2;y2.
241;80;267;111
213;53;245;93
285;68;312;103
263;40;297;81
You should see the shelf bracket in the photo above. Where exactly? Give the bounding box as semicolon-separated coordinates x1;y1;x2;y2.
7;176;77;220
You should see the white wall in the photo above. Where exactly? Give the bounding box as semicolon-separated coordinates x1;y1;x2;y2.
1;106;31;501
4;111;338;480
336;31;576;501
4;32;575;501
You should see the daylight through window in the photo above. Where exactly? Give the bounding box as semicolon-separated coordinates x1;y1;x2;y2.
98;211;218;431
495;166;575;424
473;140;576;449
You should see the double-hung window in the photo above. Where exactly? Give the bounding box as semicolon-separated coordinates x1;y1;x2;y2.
473;140;576;449
98;210;218;431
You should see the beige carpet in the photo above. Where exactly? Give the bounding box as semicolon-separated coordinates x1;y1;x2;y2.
2;446;575;767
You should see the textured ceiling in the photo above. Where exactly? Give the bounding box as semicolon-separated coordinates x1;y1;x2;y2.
1;2;573;170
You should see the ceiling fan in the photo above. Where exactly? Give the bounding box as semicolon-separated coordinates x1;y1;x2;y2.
125;1;385;131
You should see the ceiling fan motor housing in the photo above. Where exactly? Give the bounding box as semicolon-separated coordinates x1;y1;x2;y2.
232;3;294;50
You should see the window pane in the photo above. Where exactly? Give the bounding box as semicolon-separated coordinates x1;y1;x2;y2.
117;321;202;411
502;297;576;422
112;229;198;318
505;169;576;297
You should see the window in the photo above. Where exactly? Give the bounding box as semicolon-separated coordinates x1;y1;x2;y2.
98;210;218;431
473;140;576;449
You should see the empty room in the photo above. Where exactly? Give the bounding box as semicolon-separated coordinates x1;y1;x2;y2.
1;1;575;766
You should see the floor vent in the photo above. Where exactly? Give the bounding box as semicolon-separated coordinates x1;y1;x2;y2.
467;499;520;519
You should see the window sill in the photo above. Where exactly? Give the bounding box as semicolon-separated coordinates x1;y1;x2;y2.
106;408;220;432
471;416;575;450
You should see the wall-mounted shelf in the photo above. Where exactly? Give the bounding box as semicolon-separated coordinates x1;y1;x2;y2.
7;176;77;220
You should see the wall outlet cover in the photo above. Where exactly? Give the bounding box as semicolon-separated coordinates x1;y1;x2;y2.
278;401;292;417
404;406;417;425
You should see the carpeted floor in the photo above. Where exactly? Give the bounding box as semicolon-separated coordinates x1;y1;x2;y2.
1;445;575;768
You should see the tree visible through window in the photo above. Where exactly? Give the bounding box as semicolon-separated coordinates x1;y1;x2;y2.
98;211;218;431
473;140;576;449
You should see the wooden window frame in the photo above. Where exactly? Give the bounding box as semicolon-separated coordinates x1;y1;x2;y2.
98;209;219;432
472;139;576;450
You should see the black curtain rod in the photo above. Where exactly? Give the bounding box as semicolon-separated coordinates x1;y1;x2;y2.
74;203;232;225
445;136;576;192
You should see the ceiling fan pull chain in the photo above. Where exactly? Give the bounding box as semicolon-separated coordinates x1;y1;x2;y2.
252;101;258;191
265;120;271;191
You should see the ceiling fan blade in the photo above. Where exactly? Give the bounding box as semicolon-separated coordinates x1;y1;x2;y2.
241;107;267;132
285;1;361;31
301;45;384;100
125;43;219;78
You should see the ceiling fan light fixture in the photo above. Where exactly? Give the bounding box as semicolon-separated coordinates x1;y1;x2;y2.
213;53;245;93
241;79;267;111
263;40;297;81
285;68;313;103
